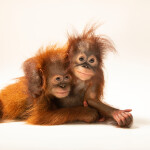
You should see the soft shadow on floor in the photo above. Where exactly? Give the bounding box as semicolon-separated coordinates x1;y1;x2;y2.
0;116;149;129
68;116;150;129
133;116;150;127
104;116;150;129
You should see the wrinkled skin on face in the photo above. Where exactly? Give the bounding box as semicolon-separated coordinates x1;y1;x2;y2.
70;41;99;81
47;62;72;98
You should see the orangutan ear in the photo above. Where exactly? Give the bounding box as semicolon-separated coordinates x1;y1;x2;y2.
23;58;43;98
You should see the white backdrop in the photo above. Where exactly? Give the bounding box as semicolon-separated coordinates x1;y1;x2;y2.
0;0;150;150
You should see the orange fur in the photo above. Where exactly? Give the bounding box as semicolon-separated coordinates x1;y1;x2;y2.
0;77;31;120
67;25;133;127
0;45;99;125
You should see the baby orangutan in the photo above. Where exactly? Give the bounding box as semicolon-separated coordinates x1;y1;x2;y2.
22;25;133;127
67;25;133;127
0;46;99;125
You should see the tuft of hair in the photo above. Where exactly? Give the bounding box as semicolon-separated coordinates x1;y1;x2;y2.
67;23;116;61
35;44;68;68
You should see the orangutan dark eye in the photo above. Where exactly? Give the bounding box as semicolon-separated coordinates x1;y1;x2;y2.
56;77;60;81
65;75;69;79
79;57;84;61
89;58;94;63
